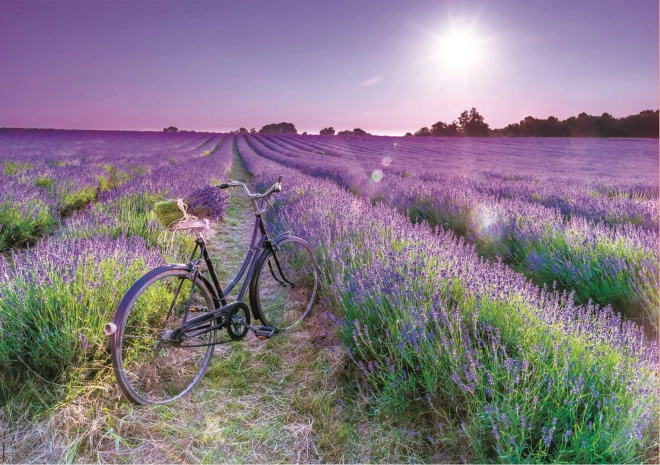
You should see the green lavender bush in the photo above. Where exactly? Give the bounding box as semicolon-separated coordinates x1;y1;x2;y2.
253;168;658;463
0;235;162;406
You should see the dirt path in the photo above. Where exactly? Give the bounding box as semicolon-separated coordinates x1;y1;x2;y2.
187;146;347;463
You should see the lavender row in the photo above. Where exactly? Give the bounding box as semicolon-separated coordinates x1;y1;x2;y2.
99;133;233;202
61;133;235;251
234;134;658;463
243;134;658;330
254;134;657;231
0;131;227;251
267;134;658;230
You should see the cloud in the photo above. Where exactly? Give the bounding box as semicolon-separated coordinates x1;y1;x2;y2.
361;76;384;86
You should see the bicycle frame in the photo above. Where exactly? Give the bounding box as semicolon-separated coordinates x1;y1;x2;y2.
173;203;290;342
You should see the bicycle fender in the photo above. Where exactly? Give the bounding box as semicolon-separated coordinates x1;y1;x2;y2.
272;231;291;245
253;232;292;270
109;264;216;347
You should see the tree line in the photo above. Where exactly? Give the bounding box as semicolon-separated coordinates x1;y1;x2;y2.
163;109;658;138
320;127;371;136
492;110;659;138
407;108;659;138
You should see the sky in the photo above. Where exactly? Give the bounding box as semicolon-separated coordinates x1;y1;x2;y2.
0;0;658;135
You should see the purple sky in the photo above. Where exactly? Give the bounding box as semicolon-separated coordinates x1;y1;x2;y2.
1;0;657;135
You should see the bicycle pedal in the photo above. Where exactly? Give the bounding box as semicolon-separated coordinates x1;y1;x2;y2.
255;326;275;339
187;306;208;313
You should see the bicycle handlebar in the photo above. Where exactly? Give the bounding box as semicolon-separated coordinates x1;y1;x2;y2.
219;176;282;200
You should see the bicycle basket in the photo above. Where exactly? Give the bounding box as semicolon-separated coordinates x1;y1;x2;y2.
154;185;228;230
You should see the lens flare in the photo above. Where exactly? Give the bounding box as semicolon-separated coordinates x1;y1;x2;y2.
371;169;383;182
381;156;392;167
471;205;503;240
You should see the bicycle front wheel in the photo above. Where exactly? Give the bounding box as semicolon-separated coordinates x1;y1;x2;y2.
250;236;319;332
110;267;216;404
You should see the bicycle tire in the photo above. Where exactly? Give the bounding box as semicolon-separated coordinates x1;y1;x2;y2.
110;267;216;404
249;236;319;332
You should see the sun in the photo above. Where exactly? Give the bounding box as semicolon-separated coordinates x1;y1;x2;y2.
426;19;489;78
441;29;479;70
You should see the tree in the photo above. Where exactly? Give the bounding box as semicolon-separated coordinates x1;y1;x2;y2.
250;128;257;134
238;127;248;134
496;123;521;137
569;112;598;137
445;122;461;137
320;127;335;135
163;126;179;132
596;113;615;137
518;116;537;137
430;122;446;136
259;122;298;134
337;128;371;136
458;107;490;136
612;110;659;138
302;131;308;135
404;132;413;137
429;121;461;137
414;127;431;137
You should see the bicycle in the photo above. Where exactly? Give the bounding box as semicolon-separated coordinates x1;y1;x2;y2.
104;176;319;405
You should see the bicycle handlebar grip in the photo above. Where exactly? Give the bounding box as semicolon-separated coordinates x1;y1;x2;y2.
219;183;230;189
274;175;282;192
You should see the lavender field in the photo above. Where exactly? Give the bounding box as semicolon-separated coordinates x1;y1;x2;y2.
0;130;234;408
242;134;659;329
0;129;658;463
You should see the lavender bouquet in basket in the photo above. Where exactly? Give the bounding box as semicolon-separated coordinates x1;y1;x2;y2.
154;185;228;229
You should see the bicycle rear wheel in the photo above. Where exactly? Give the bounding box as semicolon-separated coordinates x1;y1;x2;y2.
250;236;319;332
110;267;216;404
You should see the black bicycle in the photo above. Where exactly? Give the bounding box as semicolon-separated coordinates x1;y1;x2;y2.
104;177;319;404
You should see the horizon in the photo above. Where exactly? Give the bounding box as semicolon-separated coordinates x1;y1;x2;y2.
1;108;658;137
1;0;658;136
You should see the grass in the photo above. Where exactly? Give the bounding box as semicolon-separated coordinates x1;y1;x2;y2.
61;186;97;214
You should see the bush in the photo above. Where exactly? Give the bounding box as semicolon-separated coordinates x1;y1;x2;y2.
0;235;163;404
97;165;130;192
0;198;57;252
62;186;97;214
